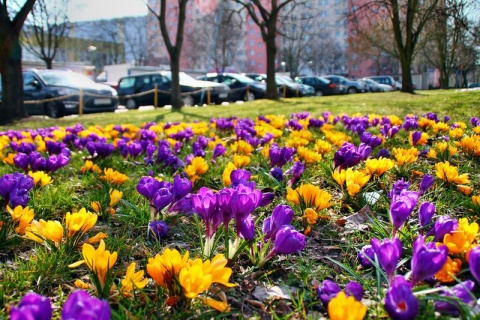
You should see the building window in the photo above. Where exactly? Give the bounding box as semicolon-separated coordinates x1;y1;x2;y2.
250;50;255;55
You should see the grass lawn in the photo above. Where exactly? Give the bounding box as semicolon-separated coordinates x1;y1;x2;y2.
1;88;480;319
3;89;478;130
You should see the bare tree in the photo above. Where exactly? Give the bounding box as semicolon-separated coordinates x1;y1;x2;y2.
348;13;400;75
351;0;441;93
148;0;189;110
123;16;152;66
88;19;122;65
210;4;243;73
420;0;477;88
233;0;306;99
0;0;37;124
22;0;69;69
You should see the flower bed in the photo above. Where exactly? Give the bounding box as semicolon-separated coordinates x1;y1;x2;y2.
1;112;480;319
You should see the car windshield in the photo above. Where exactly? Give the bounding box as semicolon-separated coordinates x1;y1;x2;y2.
38;70;96;86
163;72;197;83
275;76;290;84
230;74;255;83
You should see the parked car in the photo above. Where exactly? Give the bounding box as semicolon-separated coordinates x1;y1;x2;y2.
277;75;315;96
117;71;230;109
20;68;118;118
244;73;312;98
360;78;393;92
468;83;480;88
295;76;341;96
323;75;367;94
197;73;266;101
366;75;397;90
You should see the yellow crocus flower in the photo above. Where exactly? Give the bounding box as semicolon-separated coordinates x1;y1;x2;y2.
435;257;462;283
346;169;371;197
457;218;479;243
7;205;35;235
232;154;251;168
185;156;209;182
332;169;347;187
473;195;480;207
328;291;367;320
222;162;237;186
28;171;53;187
26;219;64;245
202;254;237;288
109;189;123;207
365;158;395;177
147;248;190;289
442;230;471;254
230;140;254;156
286;184;332;211
101;168;129;184
435;161;470;185
69;240;118;286
121;262;148;297
179;262;213;299
65;208;98;238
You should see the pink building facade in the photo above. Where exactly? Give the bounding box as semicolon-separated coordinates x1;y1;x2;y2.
146;0;277;74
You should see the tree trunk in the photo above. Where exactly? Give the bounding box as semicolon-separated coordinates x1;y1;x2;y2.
170;52;183;111
0;42;27;125
399;51;414;93
265;31;278;100
45;58;53;69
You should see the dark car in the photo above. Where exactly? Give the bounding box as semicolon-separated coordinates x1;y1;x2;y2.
295;76;341;96
468;83;480;88
197;73;266;102
117;71;230;109
19;69;118;118
323;75;367;94
244;73;312;98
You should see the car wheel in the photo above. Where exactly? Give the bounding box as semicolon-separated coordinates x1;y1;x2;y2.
244;91;255;101
182;95;194;106
126;98;137;110
46;101;61;118
315;90;324;96
347;87;358;94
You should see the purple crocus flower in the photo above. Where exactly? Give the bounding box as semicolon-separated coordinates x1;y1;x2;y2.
358;244;375;268
152;187;174;213
468;245;480;284
371;237;402;280
136;176;162;201
14;153;30;171
410;236;448;285
0;172;34;207
230;184;261;223
263;204;294;241
389;189;419;230
269;143;295;168
148;220;169;242
10;292;52;320
285;161;304;186
433;216;458;242
191;187;221;237
127;141;143;158
230;169;256;188
384;275;419;320
345;281;364;302
419;174;434;195
270;167;284;181
172;175;192;201
388;179;410;199
212;143;226;159
418;202;435;228
333;142;362;170
62;290;111;320
271;225;305;255
435;280;475;316
316;280;341;307
411;131;423;146
238;215;255;241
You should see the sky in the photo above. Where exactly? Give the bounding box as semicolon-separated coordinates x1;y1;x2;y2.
68;0;148;22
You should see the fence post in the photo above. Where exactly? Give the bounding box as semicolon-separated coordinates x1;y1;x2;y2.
79;88;83;115
246;85;250;100
296;85;299;97
283;84;286;98
154;84;158;108
207;87;211;105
